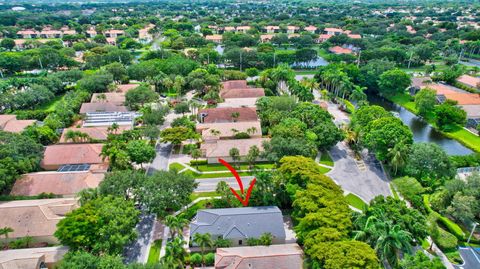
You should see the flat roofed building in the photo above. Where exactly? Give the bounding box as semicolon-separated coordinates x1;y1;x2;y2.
59;126;130;143
79;102;128;114
0;115;36;133
200;137;268;163
215;244;304;269
199;107;258;123
457;75;480;89
196;120;262;140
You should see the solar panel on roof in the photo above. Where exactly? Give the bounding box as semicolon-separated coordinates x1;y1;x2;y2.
57;164;91;172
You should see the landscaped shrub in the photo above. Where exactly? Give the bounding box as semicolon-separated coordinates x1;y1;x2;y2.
424;195;465;240
392;177;426;212
234;132;250;139
434;227;458;251
189;253;202;266
190;159;208;166
204;253;215;266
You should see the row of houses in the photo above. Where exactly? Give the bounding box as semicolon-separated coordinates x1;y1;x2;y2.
194;80;269;163
0;84;146;257
207;25;350;35
411;75;480;128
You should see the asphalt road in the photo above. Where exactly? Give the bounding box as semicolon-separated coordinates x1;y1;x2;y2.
327;142;391;202
454;247;480;269
195;176;255;192
147;142;173;175
123;213;155;264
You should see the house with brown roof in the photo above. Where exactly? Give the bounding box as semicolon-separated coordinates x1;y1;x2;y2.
59;126;130;143
329;46;353;54
40;144;105;170
304;25;317;33
200;137;268;163
0;115;36;133
260;34;274;43
316;34;332;43
104;29;125;38
219;80;265;108
324;27;344;35
215;244;304;269
236;26;251;33
0;198;78;244
91;92;126;105
206;35;223;43
287;26;300;34
457;75;480;89
196;121;262;141
0;246;68;269
17;29;39;38
115;83;139;93
198;107;259;123
264;26;280;34
11;169;105;197
79;102;129;114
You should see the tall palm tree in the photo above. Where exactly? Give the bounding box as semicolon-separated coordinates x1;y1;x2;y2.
191;149;202;169
246;127;257;136
350;85;367;103
209;129;221;137
107;123;120;134
387;140;409;175
161;237;187;268
193;233;214;267
165;215;188;239
375;221;413;267
0;227;14;240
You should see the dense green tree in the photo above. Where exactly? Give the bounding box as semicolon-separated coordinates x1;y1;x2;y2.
160;127;199;145
0;38;15;50
77;71;114;93
98;170;146;200
434;102;467;131
125;140;156;168
405;143;455;185
125;85;159;110
400;251;445;269
55;196;140;255
414;88;436;117
377;69;411;96
57;251;125;269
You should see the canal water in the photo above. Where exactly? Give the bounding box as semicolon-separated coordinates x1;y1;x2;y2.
369;95;473;156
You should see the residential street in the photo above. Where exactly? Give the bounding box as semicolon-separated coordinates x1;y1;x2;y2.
454;247;480;269
123;213;155;264
327;142;391;202
146;142;173;175
195;176;255;192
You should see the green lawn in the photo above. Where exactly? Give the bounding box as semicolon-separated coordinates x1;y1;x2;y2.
294;70;318;75
317;165;331;174
36;94;65;112
194;162;275;172
345;193;367;211
190;191;219;201
147;239;162;264
169;163;185;171
319;152;334;167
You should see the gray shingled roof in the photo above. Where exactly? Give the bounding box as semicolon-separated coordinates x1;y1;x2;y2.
190;206;286;240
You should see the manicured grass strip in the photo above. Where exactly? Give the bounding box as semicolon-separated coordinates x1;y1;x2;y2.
194;162;275;172
445;249;463;265
319;152;334;167
147;239;162;264
317;165;331;174
169;163;185;171
193;171;254;179
443;127;480;153
424;195;466;240
190;191;219;201
36;94;65;112
390;185;399;199
345;193;367;211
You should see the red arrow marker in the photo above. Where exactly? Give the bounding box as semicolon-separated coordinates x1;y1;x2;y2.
218;158;256;206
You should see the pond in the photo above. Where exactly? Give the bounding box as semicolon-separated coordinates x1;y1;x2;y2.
291;57;328;68
369;95;473;156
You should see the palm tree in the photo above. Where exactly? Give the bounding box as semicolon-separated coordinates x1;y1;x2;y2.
0;227;14;240
165;215;188;239
173;75;185;99
193;233;214;267
191;149;202;169
229;147;240;168
209;129;221;137
231;112;240;122
375;222;413;267
161;237;187;268
350;85;367;104
230;128;239;135
96;93;107;102
161;77;174;95
107;123;120;134
246;127;257;136
245;145;260;169
65;130;79;143
387;140;409;175
214;238;232;248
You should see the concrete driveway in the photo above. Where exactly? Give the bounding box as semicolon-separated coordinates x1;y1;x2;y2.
327;142;391;202
123;213;155;264
195;176;255;192
147;142;173;175
454;247;480;269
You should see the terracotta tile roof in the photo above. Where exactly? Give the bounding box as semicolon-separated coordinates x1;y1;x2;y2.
457;75;480;89
411;77;432;88
196;121;262;140
0;115;35;133
59;126;130;143
115;84;139;93
224;26;236;31
423;83;458;95
222;80;248;90
287;26;300;30
265;26;280;30
324;27;344;33
347;34;362;39
461;105;480;118
199;107;258;123
236;26;251;30
79;102;128;113
11;171;105;196
91;92;126;104
442;93;480;105
0;246;68;268
205;35;223;41
304;25;317;31
329;46;353;54
200;137;268;158
215;244;304;269
41;144;104;169
260;34;274;41
0;198;78;239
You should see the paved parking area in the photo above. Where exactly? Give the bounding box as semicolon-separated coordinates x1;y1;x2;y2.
327;142;391;202
454;247;480;269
